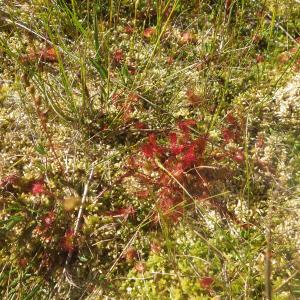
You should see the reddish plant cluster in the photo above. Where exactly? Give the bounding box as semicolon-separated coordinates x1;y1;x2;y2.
61;228;75;252
33;212;56;246
31;179;47;195
122;116;245;224
126;119;210;223
221;113;241;144
0;174;19;188
20;47;58;64
105;205;136;220
220;113;245;164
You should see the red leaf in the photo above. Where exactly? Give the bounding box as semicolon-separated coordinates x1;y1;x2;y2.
127;64;137;75
143;27;155;38
135;189;149;198
178;119;196;135
158;197;183;223
226;113;237;126
256;54;264;63
199;276;214;289
113;49;124;64
180;32;194;44
232;149;244;163
42;212;56;228
169;133;184;155
141;134;163;158
124;25;134;34
186;89;202;106
195;135;207;156
166;56;174;65
134;262;146;272
222;127;235;143
182;144;196;169
18;258;28;268
124;247;138;262
171;162;185;179
39;47;58;63
0;174;19;187
150;241;161;253
62;229;75;252
31;180;46;195
134;121;147;130
106;205;135;219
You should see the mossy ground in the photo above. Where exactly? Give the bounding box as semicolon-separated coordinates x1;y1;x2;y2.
0;1;300;299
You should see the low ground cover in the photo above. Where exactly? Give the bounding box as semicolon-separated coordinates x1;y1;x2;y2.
0;1;299;299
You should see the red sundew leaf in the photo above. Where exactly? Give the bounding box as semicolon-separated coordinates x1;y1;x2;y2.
134;121;147;130
106;205;136;219
180;32;194;44
196;191;209;202
124;25;134;34
135;172;154;184
226;113;237;126
169;133;185;155
293;57;300;71
186;89;202;106
141;143;155;158
143;27;155;38
150;241;161;253
256;54;264;63
18;258;28;268
255;134;265;148
158;197;183;223
31;180;46;195
39;47;58;63
128;93;139;102
166;56;174;65
232;149;245;163
239;222;253;230
252;34;262;44
111;92;122;103
169;132;177;145
127;64;137;75
124;247;138;262
134;262;146;272
0;174;19;187
62;229;75;252
195;135;208;156
135;189;150;198
40;253;52;269
148;133;157;145
170;162;185;179
141;134;164;158
127;156;140;169
289;47;298;55
181;144;196;169
42;212;56;228
159;186;172;198
278;52;290;63
178;119;196;135
222;127;235;143
113;49;124;64
199;276;214;289
20;50;36;63
158;173;170;186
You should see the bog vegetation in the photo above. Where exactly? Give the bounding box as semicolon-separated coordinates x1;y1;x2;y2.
0;1;300;299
